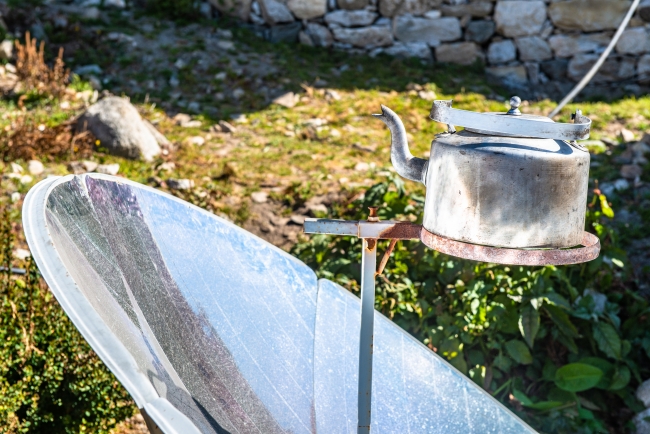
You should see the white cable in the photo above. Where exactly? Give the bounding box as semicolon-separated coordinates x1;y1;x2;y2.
548;0;642;118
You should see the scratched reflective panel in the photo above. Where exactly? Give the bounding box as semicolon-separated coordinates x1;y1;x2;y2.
314;279;536;434
45;175;318;433
42;174;534;433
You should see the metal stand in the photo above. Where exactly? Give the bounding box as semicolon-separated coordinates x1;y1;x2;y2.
304;209;421;434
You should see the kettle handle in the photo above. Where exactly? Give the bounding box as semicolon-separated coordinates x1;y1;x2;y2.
430;100;592;141
373;105;428;185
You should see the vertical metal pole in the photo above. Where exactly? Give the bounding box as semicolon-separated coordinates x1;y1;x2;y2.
358;238;377;434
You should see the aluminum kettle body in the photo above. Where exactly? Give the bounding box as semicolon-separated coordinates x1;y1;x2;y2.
374;105;590;249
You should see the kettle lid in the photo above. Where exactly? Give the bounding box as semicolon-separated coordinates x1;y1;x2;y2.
430;96;591;142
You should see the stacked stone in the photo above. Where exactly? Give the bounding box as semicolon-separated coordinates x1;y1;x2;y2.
208;0;650;93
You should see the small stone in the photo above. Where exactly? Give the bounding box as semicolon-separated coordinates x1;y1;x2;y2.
167;178;194;190
10;192;20;203
305;23;333;47
14;248;31;261
418;90;437;100
331;26;393;48
232;88;245;99
258;0;295;25
515;36;552;62
82;161;99;172
567;53;599;82
287;0;327;19
599;179;630;196
637;380;650;408
173;113;192;126
355;162;370;171
88;76;102;91
325;89;341;100
96;163;120;175
616;28;649;55
74;64;103;76
273;92;299;108
169;75;180;87
549;0;631;32
215;71;227;80
620;128;637;143
338;0;367;9
19;175;33;185
299;31;314;46
487;39;516;65
494;1;546;37
436;42;483;65
217;40;235;50
27;160;44;175
308;203;328;214
218;120;237;133
186;136;206;146
157;162;176;172
621;164;643;179
465;20;495;44
208;0;250;20
10;162;23;173
325;9;378;27
290;214;306;224
251;191;268;203
267;22;303;43
0;40;13;60
393;16;462;46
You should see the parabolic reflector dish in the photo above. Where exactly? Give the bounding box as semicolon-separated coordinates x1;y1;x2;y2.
23;174;536;433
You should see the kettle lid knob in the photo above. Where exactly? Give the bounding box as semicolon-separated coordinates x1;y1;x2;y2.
507;96;522;116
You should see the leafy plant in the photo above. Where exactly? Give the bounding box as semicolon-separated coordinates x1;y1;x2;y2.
14;32;69;102
0;210;135;433
292;176;650;433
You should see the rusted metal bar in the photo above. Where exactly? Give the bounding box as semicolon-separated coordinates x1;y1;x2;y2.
376;239;397;277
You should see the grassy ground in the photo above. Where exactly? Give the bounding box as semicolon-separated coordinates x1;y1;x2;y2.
1;4;650;433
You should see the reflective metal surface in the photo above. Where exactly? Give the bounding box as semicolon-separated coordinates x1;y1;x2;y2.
24;174;536;433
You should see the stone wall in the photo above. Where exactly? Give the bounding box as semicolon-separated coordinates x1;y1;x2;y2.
209;0;650;98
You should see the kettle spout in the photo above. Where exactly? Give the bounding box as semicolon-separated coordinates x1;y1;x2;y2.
373;105;428;185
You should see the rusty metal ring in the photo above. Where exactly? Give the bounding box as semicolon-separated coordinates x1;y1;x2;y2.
419;228;600;266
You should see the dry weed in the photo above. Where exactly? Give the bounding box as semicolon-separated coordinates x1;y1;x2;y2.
14;32;69;101
0;118;94;162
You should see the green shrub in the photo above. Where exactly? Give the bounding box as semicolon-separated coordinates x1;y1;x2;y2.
292;176;650;433
0;212;134;433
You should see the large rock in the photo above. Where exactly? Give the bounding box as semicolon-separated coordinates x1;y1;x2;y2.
549;0;631;32
287;0;327;19
640;0;650;22
487;39;516;64
465;20;495;44
548;33;610;58
331;26;393;48
634;408;650;434
494;1;546;37
383;41;433;62
258;0;294;24
393;15;462;46
638;380;650;408
568;54;629;83
306;23;334;47
616;28;649;55
435;42;483;65
325;9;378;27
486;65;528;86
379;0;442;17
338;0;368;9
540;59;569;80
208;0;251;21
440;1;492;17
515;36;552;62
638;54;650;82
78;97;161;161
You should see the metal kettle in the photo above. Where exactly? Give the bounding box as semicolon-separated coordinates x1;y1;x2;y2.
374;97;592;249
